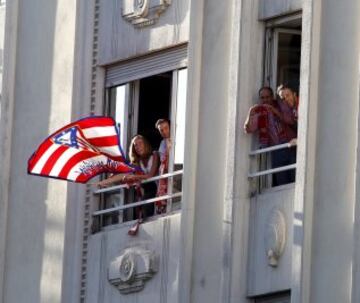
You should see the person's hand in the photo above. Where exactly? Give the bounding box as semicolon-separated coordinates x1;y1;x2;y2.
122;174;136;183
92;179;111;188
262;103;273;109
121;174;143;184
263;104;282;118
288;138;297;147
262;104;277;113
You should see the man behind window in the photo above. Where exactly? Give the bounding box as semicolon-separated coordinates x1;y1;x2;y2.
244;87;296;186
155;118;171;213
156;118;171;164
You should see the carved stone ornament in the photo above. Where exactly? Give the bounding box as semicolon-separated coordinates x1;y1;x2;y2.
122;0;171;28
108;247;158;294
264;208;286;267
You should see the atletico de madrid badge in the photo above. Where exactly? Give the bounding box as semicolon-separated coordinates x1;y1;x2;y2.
52;127;79;148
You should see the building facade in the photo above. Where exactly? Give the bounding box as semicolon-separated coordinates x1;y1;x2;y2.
1;0;360;303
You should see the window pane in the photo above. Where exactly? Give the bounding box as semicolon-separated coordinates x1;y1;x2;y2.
115;84;128;152
174;69;187;165
276;31;301;89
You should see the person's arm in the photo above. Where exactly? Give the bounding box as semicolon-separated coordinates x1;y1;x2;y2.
282;110;297;125
94;173;133;188
288;138;297;147
166;138;172;155
276;101;297;126
244;106;258;133
131;152;160;181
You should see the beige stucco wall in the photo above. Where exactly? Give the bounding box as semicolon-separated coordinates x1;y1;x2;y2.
181;0;360;302
0;3;5;94
294;1;360;302
97;0;190;65
259;0;302;19
2;0;360;302
0;1;78;302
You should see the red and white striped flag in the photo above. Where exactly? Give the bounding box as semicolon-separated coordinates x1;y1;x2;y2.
28;116;137;183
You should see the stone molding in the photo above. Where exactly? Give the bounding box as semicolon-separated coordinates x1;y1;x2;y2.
122;0;171;28
265;208;286;267
108;246;158;294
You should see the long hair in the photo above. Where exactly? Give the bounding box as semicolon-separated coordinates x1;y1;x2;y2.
128;135;153;165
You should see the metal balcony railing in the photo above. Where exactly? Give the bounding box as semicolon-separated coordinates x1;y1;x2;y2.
248;142;297;181
92;170;183;219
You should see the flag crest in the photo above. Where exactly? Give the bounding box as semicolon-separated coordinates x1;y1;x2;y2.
28;116;136;183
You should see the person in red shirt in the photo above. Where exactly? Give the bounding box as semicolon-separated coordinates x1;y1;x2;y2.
244;86;296;186
244;87;292;147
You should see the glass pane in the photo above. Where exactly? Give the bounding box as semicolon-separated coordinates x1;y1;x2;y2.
276;32;301;89
174;69;187;165
115;84;128;152
101;84;130;228
169;69;187;210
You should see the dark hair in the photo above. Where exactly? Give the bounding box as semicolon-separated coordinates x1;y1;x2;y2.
155;118;170;129
258;86;274;97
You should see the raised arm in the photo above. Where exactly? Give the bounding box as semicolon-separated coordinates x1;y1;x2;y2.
244;105;259;133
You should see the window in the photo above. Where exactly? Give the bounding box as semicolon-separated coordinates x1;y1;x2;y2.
266;28;301;91
254;292;290;303
248;15;301;192
94;68;187;228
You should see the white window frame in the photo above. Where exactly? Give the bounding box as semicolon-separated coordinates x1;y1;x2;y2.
265;27;301;92
94;67;187;228
251;16;302;193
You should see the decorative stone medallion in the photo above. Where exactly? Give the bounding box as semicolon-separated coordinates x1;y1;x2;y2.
264;208;286;267
122;0;171;28
118;252;136;283
108;247;158;294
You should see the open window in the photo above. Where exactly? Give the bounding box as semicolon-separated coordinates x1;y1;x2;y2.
249;14;301;192
265;27;301;90
254;291;291;303
94;67;187;229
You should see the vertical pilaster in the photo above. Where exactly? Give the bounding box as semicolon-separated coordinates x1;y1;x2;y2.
179;0;235;301
294;1;360;302
0;1;78;302
0;1;19;302
179;0;264;302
